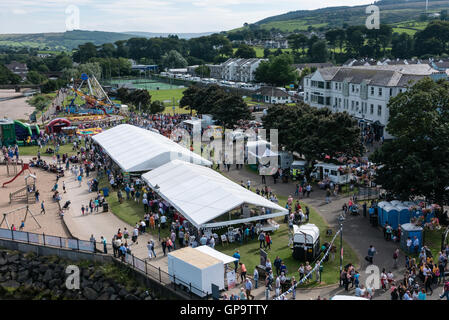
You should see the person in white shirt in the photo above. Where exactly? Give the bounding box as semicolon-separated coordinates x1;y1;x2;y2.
209;236;215;249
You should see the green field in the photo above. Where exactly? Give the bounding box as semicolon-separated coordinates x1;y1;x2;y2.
18;142;78;157
233;47;292;58
260;20;328;32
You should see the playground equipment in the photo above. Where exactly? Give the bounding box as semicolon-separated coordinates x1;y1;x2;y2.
13;120;33;145
0;119;17;147
67;74;116;116
9;173;36;204
45;118;71;134
2;162;31;187
5;159;23;177
0;205;41;230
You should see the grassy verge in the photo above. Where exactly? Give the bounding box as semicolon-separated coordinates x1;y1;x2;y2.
97;176;171;239
215;192;358;288
19;142;78;157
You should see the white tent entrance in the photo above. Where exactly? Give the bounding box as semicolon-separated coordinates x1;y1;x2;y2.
142;160;288;230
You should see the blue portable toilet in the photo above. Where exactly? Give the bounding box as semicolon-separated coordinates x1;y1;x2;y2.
400;223;423;254
423;206;435;223
383;205;399;229
377;201;390;226
396;204;411;226
390;200;402;207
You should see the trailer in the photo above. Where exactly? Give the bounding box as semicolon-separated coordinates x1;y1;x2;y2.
167;247;224;297
292;223;321;261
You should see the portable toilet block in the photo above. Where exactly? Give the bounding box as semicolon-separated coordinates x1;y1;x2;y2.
396;204;411;226
385;205;400;230
377;202;390;226
383;205;399;229
400;223;423;254
390;200;402;207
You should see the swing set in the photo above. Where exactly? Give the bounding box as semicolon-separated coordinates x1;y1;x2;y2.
0;205;41;230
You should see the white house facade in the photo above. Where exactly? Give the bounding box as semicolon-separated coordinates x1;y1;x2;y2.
207;58;266;82
303;65;444;139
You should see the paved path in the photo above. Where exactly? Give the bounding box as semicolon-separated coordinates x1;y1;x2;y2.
219;165;446;300
62;169;168;271
61;161;446;300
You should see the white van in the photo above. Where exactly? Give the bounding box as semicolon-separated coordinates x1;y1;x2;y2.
312;163;352;185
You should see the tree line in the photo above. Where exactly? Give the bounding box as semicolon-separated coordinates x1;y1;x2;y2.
180;85;252;128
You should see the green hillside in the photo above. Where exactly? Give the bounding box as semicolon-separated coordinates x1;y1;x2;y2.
251;0;449;32
0;30;138;51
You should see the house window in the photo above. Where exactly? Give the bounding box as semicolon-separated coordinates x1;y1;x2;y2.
378;88;382;96
389;88;393;96
351;85;355;92
370;87;374;95
378;105;382;116
351;100;354;110
370;104;374;114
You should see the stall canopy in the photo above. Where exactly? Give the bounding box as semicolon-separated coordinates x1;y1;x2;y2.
92;124;212;172
142;160;288;229
194;246;237;265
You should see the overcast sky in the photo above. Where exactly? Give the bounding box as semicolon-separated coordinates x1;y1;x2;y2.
0;0;375;34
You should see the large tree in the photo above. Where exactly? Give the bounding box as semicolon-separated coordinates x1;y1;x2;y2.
234;44;257;59
212;95;252;129
370;78;449;208
263;103;362;175
254;53;297;86
180;85;252;128
161;50;188;69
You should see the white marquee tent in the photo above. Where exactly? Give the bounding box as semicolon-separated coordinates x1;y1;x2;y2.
141;160;288;229
92;124;212;172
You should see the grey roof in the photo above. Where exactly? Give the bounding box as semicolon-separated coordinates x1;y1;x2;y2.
313;65;438;87
293;62;333;69
256;87;290;97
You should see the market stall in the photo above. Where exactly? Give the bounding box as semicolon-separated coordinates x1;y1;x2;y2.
168;247;224;297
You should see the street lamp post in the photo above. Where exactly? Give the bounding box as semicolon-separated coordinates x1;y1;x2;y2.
338;215;344;286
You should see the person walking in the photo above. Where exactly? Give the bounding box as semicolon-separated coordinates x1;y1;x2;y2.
101;236;107;254
265;232;272;250
40;201;45;215
19;220;25;231
161;237;167;256
440;281;449;300
258;231;266;248
245;278;255;300
132;226;139;245
35;190;40;202
253;267;259;289
239;262;247;283
393;248;399;269
366;245;377;265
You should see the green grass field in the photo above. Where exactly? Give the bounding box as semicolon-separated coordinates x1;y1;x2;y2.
100;163;359;288
260;20;328;32
18;143;78;157
233;47;292;58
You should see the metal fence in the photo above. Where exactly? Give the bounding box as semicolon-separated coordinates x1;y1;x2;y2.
0;227;210;299
355;187;381;202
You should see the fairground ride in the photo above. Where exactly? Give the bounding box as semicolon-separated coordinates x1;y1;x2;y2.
68;73;116;116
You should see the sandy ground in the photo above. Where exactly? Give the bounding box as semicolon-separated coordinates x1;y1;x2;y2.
0;156;69;237
0;90;23;99
0;90;35;120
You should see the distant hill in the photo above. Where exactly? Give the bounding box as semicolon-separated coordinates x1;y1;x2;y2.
248;0;449;32
125;31;216;39
0;29;215;51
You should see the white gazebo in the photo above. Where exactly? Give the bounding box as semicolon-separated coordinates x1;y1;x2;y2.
141;159;288;229
92;124;212;172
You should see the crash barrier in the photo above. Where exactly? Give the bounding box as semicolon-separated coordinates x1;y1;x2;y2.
0;227;210;299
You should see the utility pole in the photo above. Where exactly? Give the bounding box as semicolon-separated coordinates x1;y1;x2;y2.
338;215;344;285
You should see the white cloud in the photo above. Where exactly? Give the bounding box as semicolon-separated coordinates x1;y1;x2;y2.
1;0;377;33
